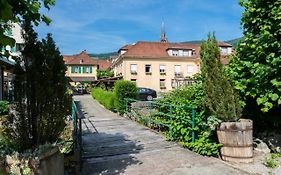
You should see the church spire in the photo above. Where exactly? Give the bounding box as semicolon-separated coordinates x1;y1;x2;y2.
160;20;168;42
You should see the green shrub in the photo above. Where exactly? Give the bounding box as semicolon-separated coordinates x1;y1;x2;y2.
181;136;222;157
265;157;278;169
0;101;9;116
91;88;116;112
114;80;137;114
97;70;114;79
156;78;221;157
157;81;206;142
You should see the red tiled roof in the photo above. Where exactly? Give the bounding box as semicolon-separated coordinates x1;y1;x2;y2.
119;44;133;51
63;51;97;65
218;41;232;47
116;41;232;66
97;60;112;70
122;42;200;58
63;55;73;63
89;58;112;70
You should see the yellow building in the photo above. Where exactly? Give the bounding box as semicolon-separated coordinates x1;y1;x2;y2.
110;41;232;92
63;51;98;85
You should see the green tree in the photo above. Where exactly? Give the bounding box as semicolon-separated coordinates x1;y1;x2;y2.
3;22;71;151
97;69;114;79
0;0;55;48
200;34;241;122
228;0;281;113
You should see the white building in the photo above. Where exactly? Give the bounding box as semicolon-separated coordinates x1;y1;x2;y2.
0;23;24;100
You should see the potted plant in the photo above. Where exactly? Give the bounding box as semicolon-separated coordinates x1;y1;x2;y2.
200;34;253;163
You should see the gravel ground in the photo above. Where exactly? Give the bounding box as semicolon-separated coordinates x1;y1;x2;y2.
228;151;281;175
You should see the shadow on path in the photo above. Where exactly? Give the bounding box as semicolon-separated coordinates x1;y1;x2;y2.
82;132;144;175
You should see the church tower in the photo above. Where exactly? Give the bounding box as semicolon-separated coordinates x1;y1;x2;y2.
160;21;168;42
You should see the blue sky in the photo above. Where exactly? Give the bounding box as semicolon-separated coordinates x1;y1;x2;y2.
36;0;244;54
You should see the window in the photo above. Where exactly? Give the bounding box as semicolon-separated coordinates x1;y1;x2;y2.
174;65;182;77
15;43;24;52
159;65;166;73
187;65;193;73
172;50;179;56
220;47;228;55
145;64;152;73
75;66;79;73
160;79;166;89
130;64;137;74
175;65;181;73
86;67;90;73
131;79;137;83
171;79;177;88
183;50;192;57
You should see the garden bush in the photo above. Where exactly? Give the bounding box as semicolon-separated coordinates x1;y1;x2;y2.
114;80;137;114
92;88;116;112
97;70;114;79
0;101;9;116
156;78;221;156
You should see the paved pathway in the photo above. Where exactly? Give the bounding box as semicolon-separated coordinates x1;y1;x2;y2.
74;95;249;175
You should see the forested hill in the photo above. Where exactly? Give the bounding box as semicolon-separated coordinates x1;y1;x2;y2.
89;52;118;60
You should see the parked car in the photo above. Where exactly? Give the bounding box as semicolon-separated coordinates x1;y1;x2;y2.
137;87;157;101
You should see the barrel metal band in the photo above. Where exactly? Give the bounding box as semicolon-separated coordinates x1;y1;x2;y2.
222;154;253;159
217;128;253;132
222;144;253;148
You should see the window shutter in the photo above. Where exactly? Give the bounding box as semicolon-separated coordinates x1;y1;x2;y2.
79;67;81;73
71;66;75;73
10;45;15;52
83;67;86;73
90;67;93;73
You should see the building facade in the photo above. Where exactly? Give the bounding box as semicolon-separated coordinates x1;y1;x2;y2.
63;51;98;85
0;23;24;100
110;41;232;92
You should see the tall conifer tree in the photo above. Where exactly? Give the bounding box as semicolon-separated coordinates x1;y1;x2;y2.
5;22;71;151
200;34;241;122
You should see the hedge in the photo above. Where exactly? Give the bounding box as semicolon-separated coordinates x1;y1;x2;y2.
91;88;116;112
114;80;137;114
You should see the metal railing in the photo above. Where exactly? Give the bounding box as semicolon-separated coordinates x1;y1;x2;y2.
124;98;196;142
71;100;82;172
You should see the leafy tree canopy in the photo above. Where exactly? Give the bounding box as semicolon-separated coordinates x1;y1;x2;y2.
228;0;281;112
0;0;55;47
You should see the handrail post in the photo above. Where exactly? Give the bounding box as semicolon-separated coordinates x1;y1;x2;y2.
125;98;128;113
191;108;196;142
149;100;152;116
169;105;172;133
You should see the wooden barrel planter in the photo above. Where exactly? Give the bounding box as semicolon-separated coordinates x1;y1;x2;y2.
217;119;253;163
